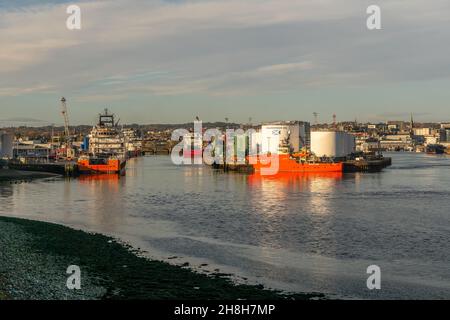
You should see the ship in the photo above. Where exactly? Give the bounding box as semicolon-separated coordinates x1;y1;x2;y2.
183;131;203;158
249;153;343;173
122;128;143;158
77;109;127;174
426;144;445;155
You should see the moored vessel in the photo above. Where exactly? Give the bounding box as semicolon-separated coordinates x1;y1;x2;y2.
249;153;343;174
183;132;203;159
123;128;143;158
426;144;445;155
77;155;126;174
78;109;127;174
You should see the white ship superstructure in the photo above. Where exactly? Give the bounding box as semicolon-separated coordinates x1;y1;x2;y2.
89;109;126;158
123;128;143;157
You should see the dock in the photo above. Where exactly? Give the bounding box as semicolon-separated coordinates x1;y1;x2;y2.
211;156;393;174
212;163;255;173
7;162;80;177
343;157;392;173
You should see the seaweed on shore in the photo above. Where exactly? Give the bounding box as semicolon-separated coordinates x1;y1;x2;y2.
0;216;323;300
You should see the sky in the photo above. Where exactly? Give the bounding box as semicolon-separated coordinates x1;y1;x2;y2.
1;0;450;126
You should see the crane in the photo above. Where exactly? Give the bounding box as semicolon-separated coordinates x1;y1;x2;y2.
61;98;70;136
60;97;74;159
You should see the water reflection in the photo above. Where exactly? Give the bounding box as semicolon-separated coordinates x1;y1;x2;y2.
0;183;14;211
77;174;125;231
247;172;343;216
1;154;449;299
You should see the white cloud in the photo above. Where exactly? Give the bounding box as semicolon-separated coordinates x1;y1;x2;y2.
1;0;450;101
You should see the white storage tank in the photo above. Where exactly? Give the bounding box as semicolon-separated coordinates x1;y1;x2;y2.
261;121;310;154
311;131;355;158
0;132;14;158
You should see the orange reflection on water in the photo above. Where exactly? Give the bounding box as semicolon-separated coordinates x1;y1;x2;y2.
78;174;121;184
77;174;124;230
247;171;343;186
247;171;343;217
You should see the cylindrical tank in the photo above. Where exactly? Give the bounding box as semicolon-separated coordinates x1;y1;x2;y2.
0;133;14;158
311;131;355;157
261;123;301;154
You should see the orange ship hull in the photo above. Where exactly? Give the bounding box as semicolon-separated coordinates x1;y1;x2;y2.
249;154;343;174
77;158;126;174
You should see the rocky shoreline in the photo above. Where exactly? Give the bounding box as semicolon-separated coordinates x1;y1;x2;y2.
0;216;323;300
0;169;58;182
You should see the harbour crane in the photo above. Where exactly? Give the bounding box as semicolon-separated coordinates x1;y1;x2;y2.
60;97;74;159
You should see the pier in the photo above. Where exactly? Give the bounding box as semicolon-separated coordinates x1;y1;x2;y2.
142;140;174;155
212;163;255;173
343;157;392;173
7;162;80;177
211;156;392;174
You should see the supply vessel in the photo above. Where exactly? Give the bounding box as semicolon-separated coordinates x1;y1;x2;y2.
77;109;127;174
249;152;343;173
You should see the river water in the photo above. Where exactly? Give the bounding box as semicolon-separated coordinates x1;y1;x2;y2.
1;153;449;299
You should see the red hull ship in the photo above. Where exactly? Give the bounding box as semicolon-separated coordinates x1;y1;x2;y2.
77;157;126;175
249;153;343;174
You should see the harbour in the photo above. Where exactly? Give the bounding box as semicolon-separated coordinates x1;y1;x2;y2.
2;0;450;305
1;152;450;299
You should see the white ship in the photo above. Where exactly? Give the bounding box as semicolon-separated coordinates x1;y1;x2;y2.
122;128;143;158
88;109;126;159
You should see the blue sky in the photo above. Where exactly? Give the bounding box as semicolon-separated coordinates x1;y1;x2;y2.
1;0;450;126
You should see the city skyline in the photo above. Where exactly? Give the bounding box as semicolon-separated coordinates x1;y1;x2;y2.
1;0;450;125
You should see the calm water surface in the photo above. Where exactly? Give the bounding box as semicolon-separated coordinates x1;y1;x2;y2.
1;153;450;299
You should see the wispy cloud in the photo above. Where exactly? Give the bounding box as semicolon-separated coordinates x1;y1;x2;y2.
1;0;450;122
0;84;55;96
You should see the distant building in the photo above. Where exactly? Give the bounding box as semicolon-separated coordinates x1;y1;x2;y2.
13;141;51;160
413;128;432;136
366;123;388;133
380;134;413;151
387;124;400;132
441;128;450;142
387;121;407;132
